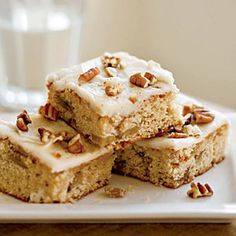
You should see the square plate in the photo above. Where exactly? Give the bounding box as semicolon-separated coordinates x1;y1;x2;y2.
0;112;235;223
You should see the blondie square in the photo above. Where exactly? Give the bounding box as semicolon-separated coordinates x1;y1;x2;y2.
0;112;113;203
46;52;182;147
113;94;229;188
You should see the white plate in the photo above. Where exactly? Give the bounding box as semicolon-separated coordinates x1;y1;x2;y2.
0;112;235;223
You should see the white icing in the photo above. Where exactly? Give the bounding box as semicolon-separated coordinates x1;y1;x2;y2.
47;52;178;116
0;115;111;172
136;94;229;151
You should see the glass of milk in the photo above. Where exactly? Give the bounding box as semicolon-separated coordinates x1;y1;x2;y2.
0;0;83;110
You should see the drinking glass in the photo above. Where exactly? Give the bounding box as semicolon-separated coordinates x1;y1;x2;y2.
0;0;83;110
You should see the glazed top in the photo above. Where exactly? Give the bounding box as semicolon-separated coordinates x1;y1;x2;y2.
0;114;111;172
136;94;229;151
47;52;178;116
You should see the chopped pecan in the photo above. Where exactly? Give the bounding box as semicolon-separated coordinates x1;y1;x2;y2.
39;103;59;121
38;128;63;144
183;105;192;116
101;55;121;68
38;128;52;143
104;186;126;198
105;83;122;96
16;118;28;132
129;95;138;104
16;110;32;132
17;110;31;124
79;67;100;82
67;134;85;154
183;105;215;125
130;73;150;88
184;113;194;125
105;67;117;77
194;108;215;124
187;182;213;199
144;72;157;84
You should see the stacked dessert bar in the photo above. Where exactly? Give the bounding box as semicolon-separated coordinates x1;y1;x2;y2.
113;94;229;188
0;52;229;202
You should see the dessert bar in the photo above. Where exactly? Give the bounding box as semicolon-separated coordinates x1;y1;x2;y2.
0;112;112;203
113;94;229;188
46;52;182;147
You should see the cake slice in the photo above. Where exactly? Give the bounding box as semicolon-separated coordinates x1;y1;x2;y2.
0;112;113;203
113;94;229;188
45;52;182;147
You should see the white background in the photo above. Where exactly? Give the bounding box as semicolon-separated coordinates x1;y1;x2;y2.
80;0;236;109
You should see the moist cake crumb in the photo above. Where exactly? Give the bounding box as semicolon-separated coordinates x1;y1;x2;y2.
104;186;126;198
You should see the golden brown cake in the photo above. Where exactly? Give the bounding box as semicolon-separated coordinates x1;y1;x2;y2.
113;94;229;188
0;112;113;203
45;52;182;147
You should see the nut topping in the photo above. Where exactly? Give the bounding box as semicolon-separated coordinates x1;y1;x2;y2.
16;118;28;132
182;105;215;125
105;83;122;97
105;67;117;77
144;72;157;84
104;186;126;198
101;55;121;68
187;182;213;199
79;67;100;82
194;109;215;124
38;128;52;143
67;134;85;154
39;103;59;121
130;73;150;88
183;105;192;116
129;95;138;104
38;128;63;144
183;113;194;125
16;110;32;132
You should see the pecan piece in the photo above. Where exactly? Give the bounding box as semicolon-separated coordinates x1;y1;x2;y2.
105;83;122;97
129;95;138;104
101;55;121;68
183;113;194;125
104;186;126;198
194;109;215;124
38;128;52;143
183;105;215;125
187;182;213;199
130;73;150;88
144;72;157;84
183;105;192;116
16;110;32;132
39;103;59;121
16;118;28;132
67;134;85;154
38;128;63;144
79;67;100;82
